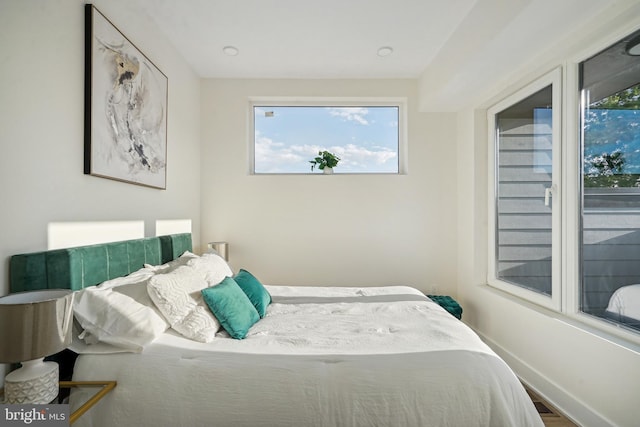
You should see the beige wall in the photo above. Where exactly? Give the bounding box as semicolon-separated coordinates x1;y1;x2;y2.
0;2;202;299
200;79;458;292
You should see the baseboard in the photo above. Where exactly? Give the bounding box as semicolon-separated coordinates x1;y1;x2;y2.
475;330;615;427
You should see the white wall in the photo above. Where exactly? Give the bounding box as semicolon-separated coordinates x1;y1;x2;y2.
454;5;640;427
0;0;202;384
3;2;639;425
200;79;458;292
457;109;640;427
0;0;202;310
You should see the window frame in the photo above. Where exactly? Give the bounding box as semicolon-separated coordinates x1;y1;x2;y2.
487;67;563;311
487;23;640;347
567;27;640;345
248;97;408;175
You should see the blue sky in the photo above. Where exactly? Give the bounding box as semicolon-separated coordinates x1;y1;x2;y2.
254;106;399;173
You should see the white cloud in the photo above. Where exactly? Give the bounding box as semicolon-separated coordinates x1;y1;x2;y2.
327;107;370;125
255;134;397;173
255;140;296;172
335;144;397;167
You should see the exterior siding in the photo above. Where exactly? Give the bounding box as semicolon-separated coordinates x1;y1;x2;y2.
582;210;640;314
496;119;552;294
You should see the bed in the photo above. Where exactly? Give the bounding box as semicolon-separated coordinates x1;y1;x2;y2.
9;234;543;427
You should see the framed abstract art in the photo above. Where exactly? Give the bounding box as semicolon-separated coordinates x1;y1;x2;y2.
84;4;168;189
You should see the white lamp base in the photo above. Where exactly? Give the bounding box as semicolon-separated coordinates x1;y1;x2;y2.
5;358;59;404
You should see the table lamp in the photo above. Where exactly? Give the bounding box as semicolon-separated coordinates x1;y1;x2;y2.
207;241;229;261
0;289;74;404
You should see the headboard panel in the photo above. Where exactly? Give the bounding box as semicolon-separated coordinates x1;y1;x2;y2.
9;233;192;293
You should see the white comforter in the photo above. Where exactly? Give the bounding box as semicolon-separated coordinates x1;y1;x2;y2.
71;285;543;427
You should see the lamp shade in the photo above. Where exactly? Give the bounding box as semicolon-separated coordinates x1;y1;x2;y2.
0;289;74;364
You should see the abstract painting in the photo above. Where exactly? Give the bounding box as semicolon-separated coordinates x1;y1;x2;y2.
84;4;168;189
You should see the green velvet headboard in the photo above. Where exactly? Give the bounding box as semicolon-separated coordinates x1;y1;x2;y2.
9;233;192;293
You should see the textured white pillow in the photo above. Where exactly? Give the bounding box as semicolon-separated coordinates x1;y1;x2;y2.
187;252;233;286
147;265;221;342
74;287;168;352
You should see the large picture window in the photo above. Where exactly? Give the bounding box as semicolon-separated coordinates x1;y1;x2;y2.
580;28;640;332
488;28;640;341
250;99;404;174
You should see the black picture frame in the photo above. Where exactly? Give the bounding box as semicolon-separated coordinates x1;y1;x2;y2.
84;4;168;189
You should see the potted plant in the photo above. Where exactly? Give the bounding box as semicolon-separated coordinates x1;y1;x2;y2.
310;150;340;174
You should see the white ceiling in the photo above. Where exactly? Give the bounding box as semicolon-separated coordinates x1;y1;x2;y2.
123;0;477;78
116;0;630;108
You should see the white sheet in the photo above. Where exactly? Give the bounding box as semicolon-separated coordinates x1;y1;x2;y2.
70;285;543;427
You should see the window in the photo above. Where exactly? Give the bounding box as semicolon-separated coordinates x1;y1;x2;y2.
580;29;640;332
488;69;562;311
488;28;640;341
250;99;404;174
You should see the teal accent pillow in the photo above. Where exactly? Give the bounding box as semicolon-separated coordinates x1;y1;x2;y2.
234;269;272;318
201;277;259;339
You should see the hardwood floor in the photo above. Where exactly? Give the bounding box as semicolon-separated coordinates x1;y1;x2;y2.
525;387;579;427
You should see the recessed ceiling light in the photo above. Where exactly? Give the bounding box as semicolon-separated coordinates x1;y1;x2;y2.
377;46;393;57
222;46;239;56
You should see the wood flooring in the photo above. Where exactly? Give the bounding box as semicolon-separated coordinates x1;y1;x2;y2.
525;386;579;427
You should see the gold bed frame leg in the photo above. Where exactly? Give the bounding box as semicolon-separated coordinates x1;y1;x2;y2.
59;380;117;425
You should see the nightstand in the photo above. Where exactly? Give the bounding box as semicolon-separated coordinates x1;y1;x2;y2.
1;381;116;425
60;381;117;424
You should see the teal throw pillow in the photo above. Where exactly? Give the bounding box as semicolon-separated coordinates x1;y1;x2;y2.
234;269;272;318
201;277;259;339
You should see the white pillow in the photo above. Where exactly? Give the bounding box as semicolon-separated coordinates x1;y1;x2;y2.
147;265;221;342
187;252;233;286
112;281;167;325
68;319;134;355
92;264;168;328
96;265;157;290
144;251;198;273
74;287;168;352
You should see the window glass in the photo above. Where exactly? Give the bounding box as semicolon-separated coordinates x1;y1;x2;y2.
580;29;640;332
494;86;555;297
252;105;400;174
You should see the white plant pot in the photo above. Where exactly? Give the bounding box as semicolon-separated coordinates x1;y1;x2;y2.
323;167;333;175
